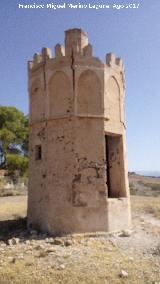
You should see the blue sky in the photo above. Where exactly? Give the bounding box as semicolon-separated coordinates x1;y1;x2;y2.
0;0;160;171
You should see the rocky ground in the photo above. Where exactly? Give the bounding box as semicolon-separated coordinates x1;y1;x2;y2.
0;195;160;284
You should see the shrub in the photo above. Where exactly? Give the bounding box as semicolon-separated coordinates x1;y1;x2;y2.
6;154;28;180
129;182;137;195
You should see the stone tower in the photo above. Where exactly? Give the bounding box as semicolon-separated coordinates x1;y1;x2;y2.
27;28;131;234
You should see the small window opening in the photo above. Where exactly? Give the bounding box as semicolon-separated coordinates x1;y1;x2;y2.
35;145;42;160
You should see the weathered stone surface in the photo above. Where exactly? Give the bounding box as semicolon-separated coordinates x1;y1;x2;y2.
27;28;131;235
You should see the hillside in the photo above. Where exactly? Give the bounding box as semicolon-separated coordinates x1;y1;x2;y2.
129;172;160;197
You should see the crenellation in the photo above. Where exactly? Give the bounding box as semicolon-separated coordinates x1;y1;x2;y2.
55;44;65;58
33;53;42;64
106;53;116;66
28;61;34;70
106;53;124;73
29;49;52;71
83;44;92;57
115;57;123;68
42;47;52;60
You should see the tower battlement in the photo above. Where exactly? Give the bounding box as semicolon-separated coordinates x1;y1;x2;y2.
106;53;124;72
28;28;124;72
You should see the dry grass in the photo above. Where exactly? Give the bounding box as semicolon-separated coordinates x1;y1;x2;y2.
131;196;160;219
0;202;26;217
0;196;27;220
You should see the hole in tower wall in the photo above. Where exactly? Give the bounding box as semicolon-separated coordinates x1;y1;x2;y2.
35;145;42;161
105;134;126;198
34;87;39;93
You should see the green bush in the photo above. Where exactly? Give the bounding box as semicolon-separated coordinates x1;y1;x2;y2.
0;106;28;153
6;154;28;178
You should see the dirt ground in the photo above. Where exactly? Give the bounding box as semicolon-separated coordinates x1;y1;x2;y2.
0;196;27;221
0;194;160;284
